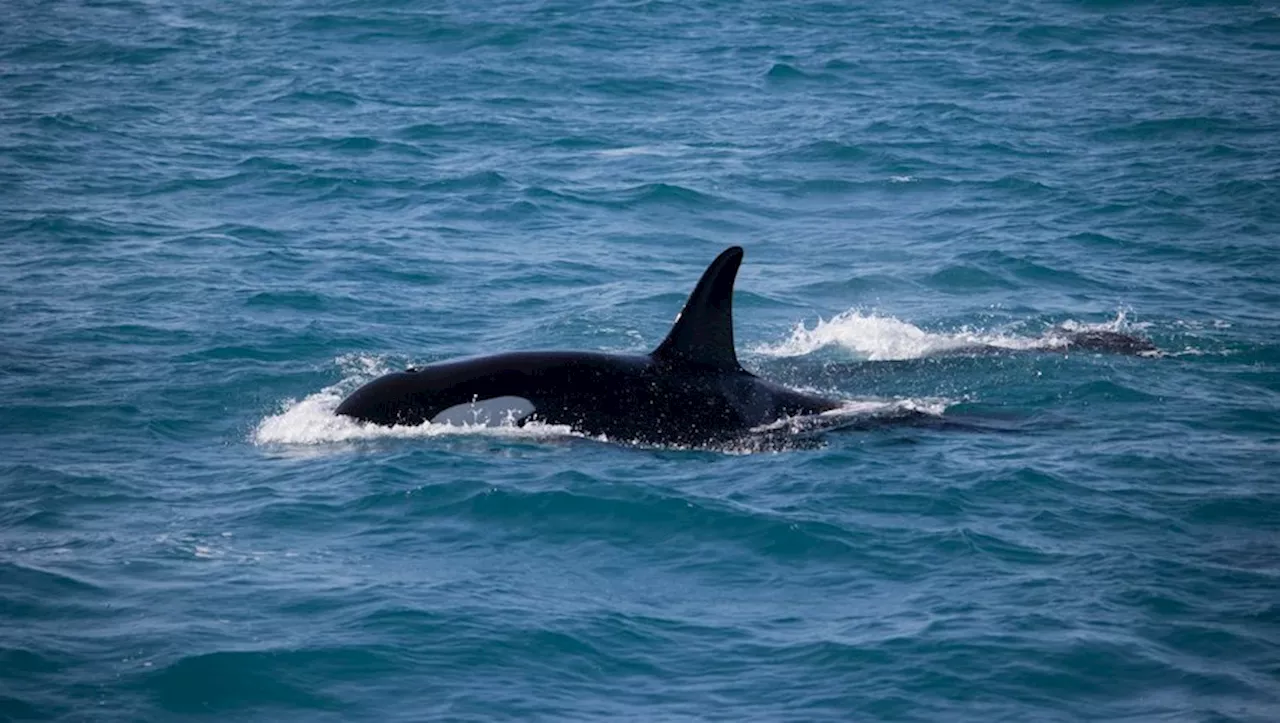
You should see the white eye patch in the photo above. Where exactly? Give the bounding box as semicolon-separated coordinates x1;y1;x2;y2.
430;396;536;427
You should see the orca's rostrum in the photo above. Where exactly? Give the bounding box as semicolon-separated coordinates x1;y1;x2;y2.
336;246;842;445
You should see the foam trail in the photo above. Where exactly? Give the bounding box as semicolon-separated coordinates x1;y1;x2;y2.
253;355;575;446
753;310;1135;361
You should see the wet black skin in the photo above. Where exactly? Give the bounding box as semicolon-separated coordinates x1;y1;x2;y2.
336;246;841;446
334;350;839;445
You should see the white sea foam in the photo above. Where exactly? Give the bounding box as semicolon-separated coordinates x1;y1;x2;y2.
752;309;1136;361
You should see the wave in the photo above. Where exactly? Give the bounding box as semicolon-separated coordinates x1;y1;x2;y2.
143;648;359;712
752;310;1139;361
764;62;831;84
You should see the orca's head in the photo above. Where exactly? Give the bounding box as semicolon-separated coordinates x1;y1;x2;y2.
335;369;535;427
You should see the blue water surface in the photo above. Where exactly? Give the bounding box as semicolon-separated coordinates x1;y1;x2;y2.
3;0;1279;720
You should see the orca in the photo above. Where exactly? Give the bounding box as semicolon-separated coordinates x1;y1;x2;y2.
1054;329;1158;356
336;246;843;446
937;329;1159;358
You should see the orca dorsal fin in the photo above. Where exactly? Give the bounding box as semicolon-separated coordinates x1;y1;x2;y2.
652;246;744;370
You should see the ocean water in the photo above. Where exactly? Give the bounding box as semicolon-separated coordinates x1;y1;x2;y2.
2;0;1278;720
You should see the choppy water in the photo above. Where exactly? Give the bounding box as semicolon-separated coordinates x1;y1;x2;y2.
3;0;1279;720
